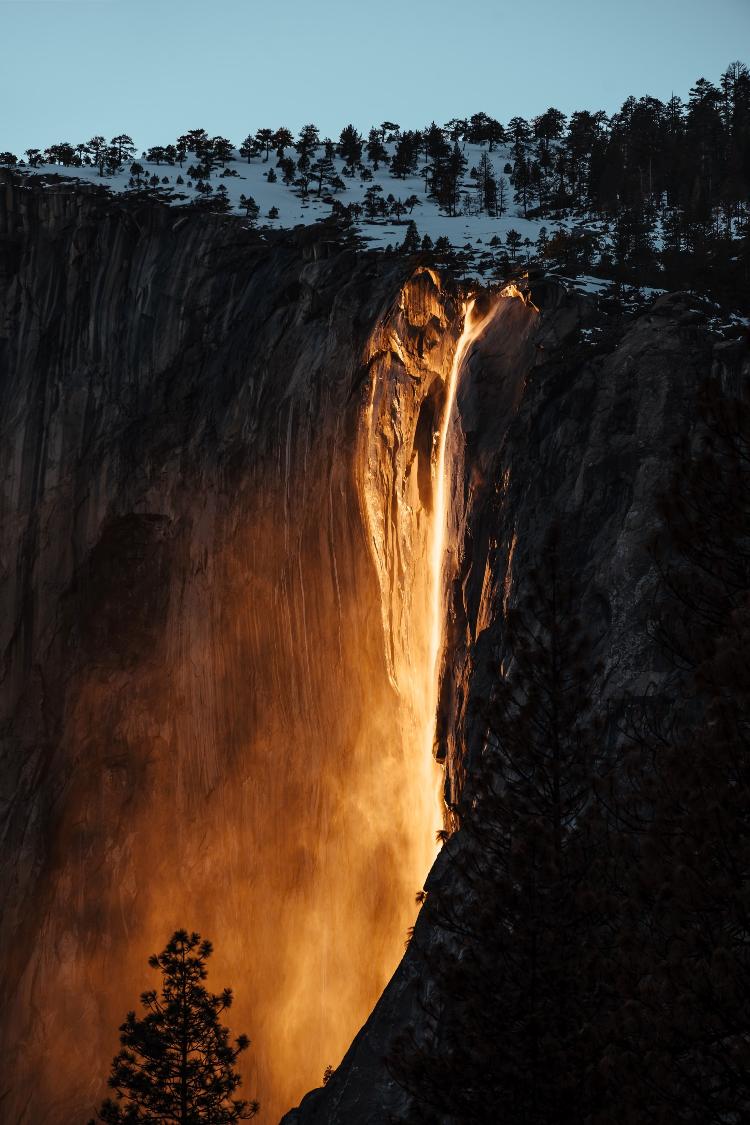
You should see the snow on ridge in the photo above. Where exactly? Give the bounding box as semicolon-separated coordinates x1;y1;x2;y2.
14;140;582;273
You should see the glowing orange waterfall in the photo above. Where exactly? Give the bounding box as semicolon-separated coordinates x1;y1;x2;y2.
260;287;514;1118
355;288;504;999
230;279;509;1121
424;298;499;776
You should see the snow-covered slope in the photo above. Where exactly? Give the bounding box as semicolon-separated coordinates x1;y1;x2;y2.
17;140;575;271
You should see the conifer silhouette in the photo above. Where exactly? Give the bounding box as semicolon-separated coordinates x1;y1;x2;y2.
90;929;258;1124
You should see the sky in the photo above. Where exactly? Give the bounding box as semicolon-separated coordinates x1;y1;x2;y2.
2;0;750;156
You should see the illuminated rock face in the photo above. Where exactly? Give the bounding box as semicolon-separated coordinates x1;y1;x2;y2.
1;175;743;1125
0;176;465;1123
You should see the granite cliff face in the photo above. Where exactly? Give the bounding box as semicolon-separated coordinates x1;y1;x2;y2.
0;173;463;1123
1;172;745;1124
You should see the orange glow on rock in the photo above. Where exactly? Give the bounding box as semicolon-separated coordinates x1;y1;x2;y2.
8;269;518;1125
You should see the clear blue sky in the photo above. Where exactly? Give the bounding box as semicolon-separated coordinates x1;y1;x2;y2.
2;0;749;155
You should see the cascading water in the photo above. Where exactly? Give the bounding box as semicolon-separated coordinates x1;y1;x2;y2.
356;289;503;936
235;279;506;1121
424;298;501;771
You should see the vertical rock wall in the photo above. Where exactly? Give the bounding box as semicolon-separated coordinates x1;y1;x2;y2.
0;175;463;1124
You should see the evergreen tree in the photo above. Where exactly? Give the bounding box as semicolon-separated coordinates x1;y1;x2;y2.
443;117;468;143
423;121;449;165
496;174;509;216
211;136;234;167
512;154;534;217
507;115;532;154
295;153;312;196
311;153;336;195
272;127;294;157
366;128;389;169
611;201;657;276
533;106;567;144
295;123;320;160
476;152;498;214
338;124;363;166
239;194;260;223
278;156;296;185
363;183;384;218
254;128;275;161
89;930;257;1124
104;144;124;175
444;141;467;215
390;131;422;178
212;183;232;212
401;219;419;251
424;141;466;216
44;141;77;166
467;111;504;148
505;228;522;260
111;134;136;166
239;134;258;163
179;129;210;159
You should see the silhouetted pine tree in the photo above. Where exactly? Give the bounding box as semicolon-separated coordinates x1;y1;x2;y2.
338;124;363;167
254;128;275;162
401;220;420;253
239;194;260;223
89;930;258;1124
366;128;389;169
